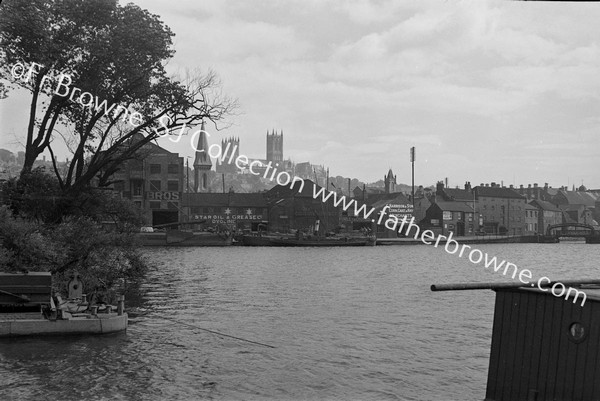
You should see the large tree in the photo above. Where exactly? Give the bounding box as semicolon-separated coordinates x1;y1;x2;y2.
0;0;236;196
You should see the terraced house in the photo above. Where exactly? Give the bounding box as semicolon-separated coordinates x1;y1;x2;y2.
474;183;526;235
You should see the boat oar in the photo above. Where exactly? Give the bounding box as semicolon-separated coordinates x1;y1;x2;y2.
431;279;600;292
0;289;30;302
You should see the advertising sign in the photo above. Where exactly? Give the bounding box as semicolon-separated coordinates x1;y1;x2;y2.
193;213;264;226
147;191;180;200
443;211;453;221
387;203;413;219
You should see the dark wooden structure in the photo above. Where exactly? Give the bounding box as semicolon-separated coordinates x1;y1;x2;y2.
0;272;52;312
486;287;600;401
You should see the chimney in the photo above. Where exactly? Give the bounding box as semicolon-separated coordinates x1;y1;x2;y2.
520;184;524;189
491;182;496;187
348;178;351;198
509;184;514;189
534;183;538;188
436;181;445;193
544;183;549;191
528;184;532;188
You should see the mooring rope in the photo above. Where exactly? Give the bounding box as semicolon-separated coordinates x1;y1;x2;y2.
160;315;276;349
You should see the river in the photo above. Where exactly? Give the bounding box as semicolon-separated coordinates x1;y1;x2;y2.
1;243;598;400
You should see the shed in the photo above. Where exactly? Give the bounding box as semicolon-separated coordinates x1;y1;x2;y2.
0;272;52;312
486;286;598;400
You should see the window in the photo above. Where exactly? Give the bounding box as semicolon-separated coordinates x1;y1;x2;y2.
149;201;161;209
455;212;462;220
150;180;161;191
132;180;143;196
167;180;179;191
150;164;161;174
168;164;179;174
131;160;143;171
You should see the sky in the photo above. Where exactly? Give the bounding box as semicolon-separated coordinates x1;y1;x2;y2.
1;0;600;188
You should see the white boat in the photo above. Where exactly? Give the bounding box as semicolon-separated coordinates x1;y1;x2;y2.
0;272;128;337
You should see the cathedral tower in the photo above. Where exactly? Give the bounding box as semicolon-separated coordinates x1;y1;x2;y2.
266;129;283;163
215;136;240;174
193;120;212;192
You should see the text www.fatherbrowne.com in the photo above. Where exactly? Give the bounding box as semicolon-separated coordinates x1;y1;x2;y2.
310;184;587;307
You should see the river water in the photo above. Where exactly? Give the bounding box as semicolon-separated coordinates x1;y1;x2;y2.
1;243;598;400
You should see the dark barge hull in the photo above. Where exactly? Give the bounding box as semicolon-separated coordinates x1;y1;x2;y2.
242;235;374;247
136;231;232;246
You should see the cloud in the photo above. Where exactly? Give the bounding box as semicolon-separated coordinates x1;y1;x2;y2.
4;0;600;187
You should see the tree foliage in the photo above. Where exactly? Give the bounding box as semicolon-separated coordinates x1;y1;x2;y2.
0;205;146;301
0;0;236;195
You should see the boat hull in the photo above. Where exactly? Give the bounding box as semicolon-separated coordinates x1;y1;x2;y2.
0;313;128;337
241;235;375;247
136;231;232;246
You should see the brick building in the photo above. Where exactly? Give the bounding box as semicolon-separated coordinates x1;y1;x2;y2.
109;134;184;226
182;192;268;231
529;199;562;233
422;201;476;237
474;183;526;235
265;179;340;234
524;203;539;234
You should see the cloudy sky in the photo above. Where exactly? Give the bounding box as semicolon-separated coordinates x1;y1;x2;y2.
2;0;600;188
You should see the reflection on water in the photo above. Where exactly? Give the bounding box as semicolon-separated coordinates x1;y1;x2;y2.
1;243;598;400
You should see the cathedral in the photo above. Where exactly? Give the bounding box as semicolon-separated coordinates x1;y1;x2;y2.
266;130;283;163
215;136;240;174
192;126;288;192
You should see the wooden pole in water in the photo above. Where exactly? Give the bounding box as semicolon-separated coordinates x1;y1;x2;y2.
431;280;600;292
117;295;124;316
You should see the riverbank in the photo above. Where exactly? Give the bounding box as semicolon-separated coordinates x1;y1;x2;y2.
375;234;558;246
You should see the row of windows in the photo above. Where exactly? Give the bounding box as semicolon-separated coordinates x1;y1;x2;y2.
452;212;474;221
150;164;180;174
149;201;179;210
133;201;179;210
488;216;523;223
116;180;179;194
190;206;267;215
480;198;525;203
482;205;524;211
130;161;180;174
149;180;179;191
525;210;539;218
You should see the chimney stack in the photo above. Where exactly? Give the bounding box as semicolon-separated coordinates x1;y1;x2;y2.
436;181;445;193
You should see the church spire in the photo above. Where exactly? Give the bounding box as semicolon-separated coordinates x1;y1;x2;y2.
193;120;212;169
